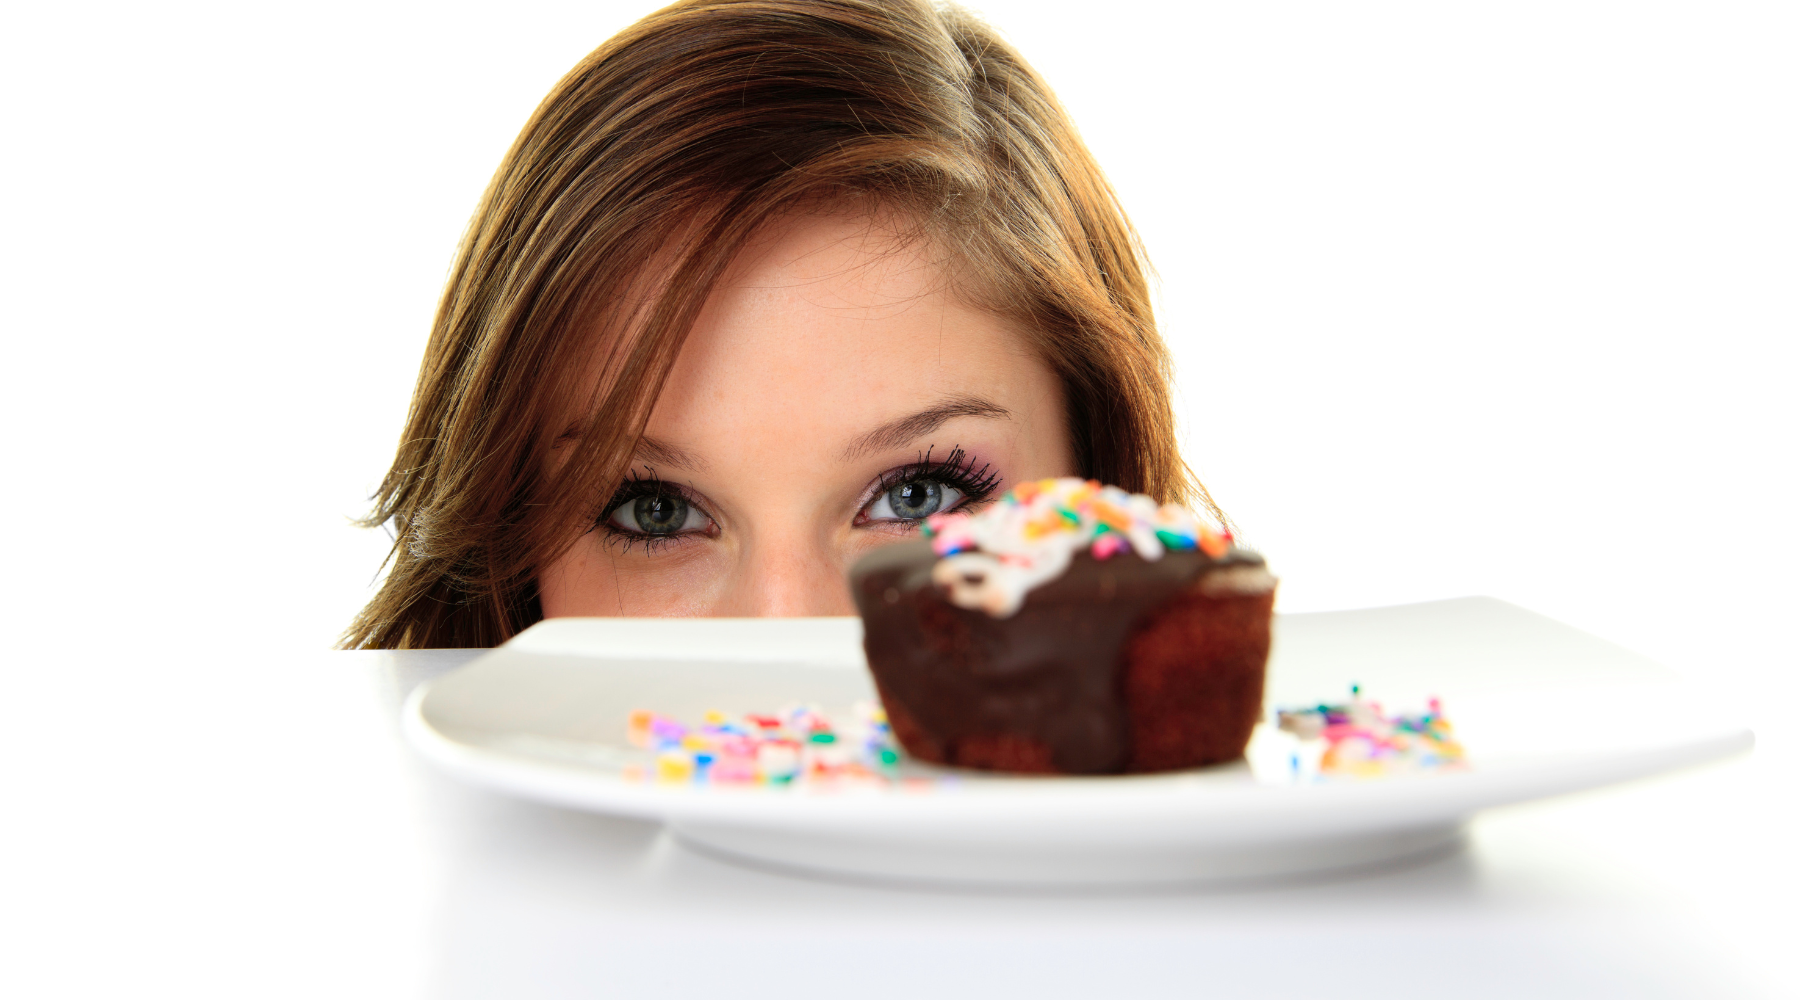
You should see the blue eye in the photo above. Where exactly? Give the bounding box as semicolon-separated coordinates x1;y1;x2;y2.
605;489;712;537
632;495;688;533
863;478;965;522
889;480;943;518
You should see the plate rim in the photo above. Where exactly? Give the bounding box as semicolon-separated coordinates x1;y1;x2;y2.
402;678;1754;837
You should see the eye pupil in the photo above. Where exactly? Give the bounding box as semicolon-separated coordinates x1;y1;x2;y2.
633;494;687;534
888;479;943;519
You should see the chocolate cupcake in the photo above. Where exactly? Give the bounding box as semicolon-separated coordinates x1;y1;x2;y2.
851;478;1276;775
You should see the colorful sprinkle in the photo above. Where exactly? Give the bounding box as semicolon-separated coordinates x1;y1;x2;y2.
1251;687;1467;783
923;477;1240;618
624;701;903;788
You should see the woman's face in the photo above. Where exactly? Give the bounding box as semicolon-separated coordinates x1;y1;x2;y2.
539;211;1076;618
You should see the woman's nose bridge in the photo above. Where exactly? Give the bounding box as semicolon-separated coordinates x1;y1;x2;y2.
731;537;854;616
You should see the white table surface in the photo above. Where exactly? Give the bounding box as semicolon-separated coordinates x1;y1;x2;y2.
5;640;1792;999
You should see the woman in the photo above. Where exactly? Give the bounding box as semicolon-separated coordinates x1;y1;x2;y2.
345;0;1224;648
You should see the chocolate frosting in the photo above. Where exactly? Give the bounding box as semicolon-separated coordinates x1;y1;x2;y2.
851;539;1269;774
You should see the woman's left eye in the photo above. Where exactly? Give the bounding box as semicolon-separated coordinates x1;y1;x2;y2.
862;478;966;523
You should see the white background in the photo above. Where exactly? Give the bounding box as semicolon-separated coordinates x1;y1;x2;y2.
3;1;1795;996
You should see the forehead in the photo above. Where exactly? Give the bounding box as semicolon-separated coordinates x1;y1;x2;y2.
647;209;1043;454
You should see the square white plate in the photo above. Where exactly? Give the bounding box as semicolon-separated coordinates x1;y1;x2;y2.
405;597;1750;887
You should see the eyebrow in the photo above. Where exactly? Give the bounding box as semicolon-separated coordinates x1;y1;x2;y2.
632;435;707;474
841;395;1011;461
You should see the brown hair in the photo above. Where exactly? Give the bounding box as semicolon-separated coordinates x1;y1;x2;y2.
344;0;1223;649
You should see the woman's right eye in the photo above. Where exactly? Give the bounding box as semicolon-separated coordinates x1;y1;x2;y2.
605;493;713;536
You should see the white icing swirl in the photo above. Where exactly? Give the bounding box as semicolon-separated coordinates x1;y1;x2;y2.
922;477;1233;618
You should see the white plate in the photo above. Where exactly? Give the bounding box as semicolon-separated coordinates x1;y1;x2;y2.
404;597;1751;887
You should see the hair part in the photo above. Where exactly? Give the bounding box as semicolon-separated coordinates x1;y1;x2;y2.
345;0;1221;649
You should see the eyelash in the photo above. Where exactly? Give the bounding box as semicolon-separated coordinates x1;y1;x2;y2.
868;445;1001;520
595;469;705;555
594;446;1002;552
